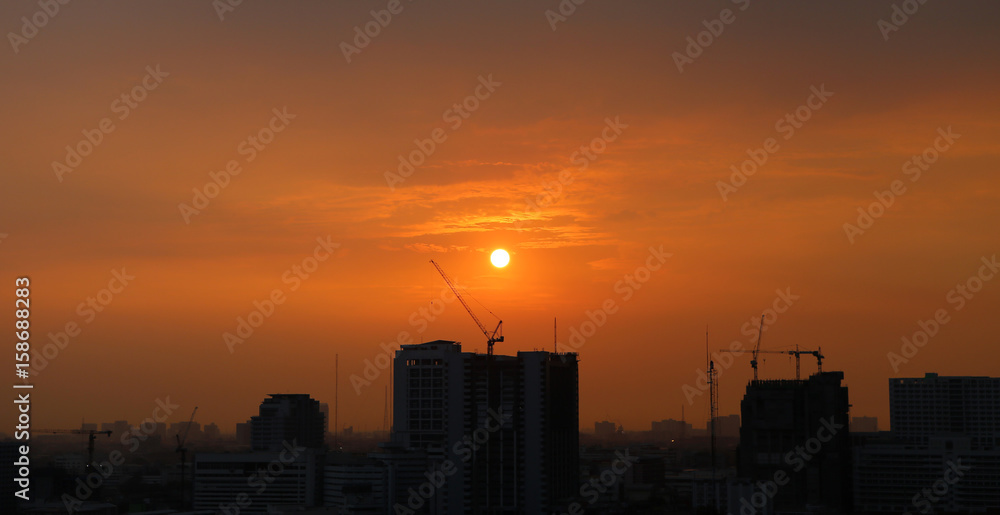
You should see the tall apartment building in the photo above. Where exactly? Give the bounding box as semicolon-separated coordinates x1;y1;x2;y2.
250;393;325;451
738;371;852;512
391;340;579;514
854;373;1000;512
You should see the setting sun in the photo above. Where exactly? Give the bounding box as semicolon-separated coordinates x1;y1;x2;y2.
490;249;510;268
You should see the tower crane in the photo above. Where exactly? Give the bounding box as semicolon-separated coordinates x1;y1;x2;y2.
777;346;823;379
720;344;825;380
429;260;503;356
175;406;197;510
35;429;111;473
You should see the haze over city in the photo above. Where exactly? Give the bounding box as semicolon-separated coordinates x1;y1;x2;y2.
3;0;999;439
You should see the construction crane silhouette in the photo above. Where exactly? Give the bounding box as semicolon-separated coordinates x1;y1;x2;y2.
773;346;824;380
175;406;197;510
722;346;825;380
36;429;111;473
430;259;503;511
720;314;824;380
429;260;503;356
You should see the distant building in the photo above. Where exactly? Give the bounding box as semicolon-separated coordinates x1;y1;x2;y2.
251;394;325;451
853;373;1000;512
203;422;221;440
712;414;740;439
651;418;690;440
738;371;852;512
236;421;251;445
595;420;617;436
170;420;201;443
392;340;579;514
151;418;167;443
101;420;130;441
850;415;878;433
80;422;97;432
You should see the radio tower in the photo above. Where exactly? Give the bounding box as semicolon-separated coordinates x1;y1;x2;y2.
334;354;339;450
707;326;719;511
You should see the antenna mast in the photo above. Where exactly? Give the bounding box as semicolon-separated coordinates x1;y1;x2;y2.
707;325;719;510
334;354;339;450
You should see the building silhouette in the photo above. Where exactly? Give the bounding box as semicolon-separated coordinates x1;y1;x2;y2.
650;418;690;440
595;420;617;437
192;342;580;514
391;340;579;514
712;414;740;439
250;393;325;451
193;394;325;512
323;453;388;512
319;402;331;434
193;446;321;513
737;371;852;512
890;373;999;447
853;373;1000;512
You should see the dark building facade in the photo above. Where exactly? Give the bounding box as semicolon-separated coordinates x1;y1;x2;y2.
853;373;1000;512
738;371;851;512
250;393;325;451
392;340;579;514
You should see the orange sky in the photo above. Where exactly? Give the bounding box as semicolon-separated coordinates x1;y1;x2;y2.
2;1;999;434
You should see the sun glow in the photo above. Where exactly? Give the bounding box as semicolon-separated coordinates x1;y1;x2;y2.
490;249;510;268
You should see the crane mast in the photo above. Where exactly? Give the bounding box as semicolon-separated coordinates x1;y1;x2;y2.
750;314;764;380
